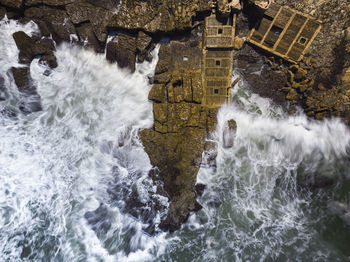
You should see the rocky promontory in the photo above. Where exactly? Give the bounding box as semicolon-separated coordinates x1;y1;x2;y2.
2;0;350;232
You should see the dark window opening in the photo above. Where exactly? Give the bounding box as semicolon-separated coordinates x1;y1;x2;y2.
216;60;221;66
263;15;274;21
299;37;307;45
173;80;183;88
218;28;223;34
214;89;219;94
271;25;283;35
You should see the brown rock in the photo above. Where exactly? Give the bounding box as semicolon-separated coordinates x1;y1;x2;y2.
25;0;70;6
148;84;165;103
223;119;237;148
12;31;51;64
39;54;58;68
76;22;103;53
11;67;35;94
86;0;120;10
89;7;113;43
108;0;210;33
0;0;22;9
65;2;92;24
106;34;137;72
136;31;153;62
24;7;76;43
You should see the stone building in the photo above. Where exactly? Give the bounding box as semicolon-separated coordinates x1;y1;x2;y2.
202;14;235;107
247;3;322;63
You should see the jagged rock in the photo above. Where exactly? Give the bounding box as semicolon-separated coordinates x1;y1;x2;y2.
0;0;22;9
11;66;42;115
25;0;70;6
89;7;113;43
203;140;218;167
139;126;206;231
194;183;206;197
65;2;92;24
24;6;76;43
108;0;210;33
234;45;288;106
148;84;165;103
86;0;120;10
223;119;236;148
39;54;58;68
12;31;51;64
140;35;220;231
136;31;153;62
106;33;137;72
76;22;103;53
11;67;35;93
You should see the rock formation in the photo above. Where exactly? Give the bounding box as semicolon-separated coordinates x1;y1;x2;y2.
2;0;350;232
139;38;219;231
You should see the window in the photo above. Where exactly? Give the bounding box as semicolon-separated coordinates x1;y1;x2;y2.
214;89;219;94
299;37;307;45
216;60;221;66
218;28;223;34
271;25;283;35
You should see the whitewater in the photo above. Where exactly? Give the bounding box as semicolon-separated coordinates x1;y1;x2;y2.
0;18;350;262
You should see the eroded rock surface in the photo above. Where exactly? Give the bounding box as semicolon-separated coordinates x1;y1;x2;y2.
139;38;219;231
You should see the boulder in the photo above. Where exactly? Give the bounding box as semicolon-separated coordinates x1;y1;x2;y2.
11;67;35;94
12;31;49;64
0;0;22;9
223;119;236;148
106;33;137;72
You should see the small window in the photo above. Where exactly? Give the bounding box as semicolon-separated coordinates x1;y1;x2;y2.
214;89;219;94
183;56;188;61
218;28;223;34
299;37;307;45
271;25;283;35
216;60;221;66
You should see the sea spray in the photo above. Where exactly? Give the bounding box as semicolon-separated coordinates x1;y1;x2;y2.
157;76;350;262
0;18;169;262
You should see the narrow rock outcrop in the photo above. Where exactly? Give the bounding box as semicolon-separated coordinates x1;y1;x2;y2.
139;38;219;231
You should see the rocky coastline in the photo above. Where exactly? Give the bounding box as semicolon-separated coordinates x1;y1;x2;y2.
1;0;350;232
